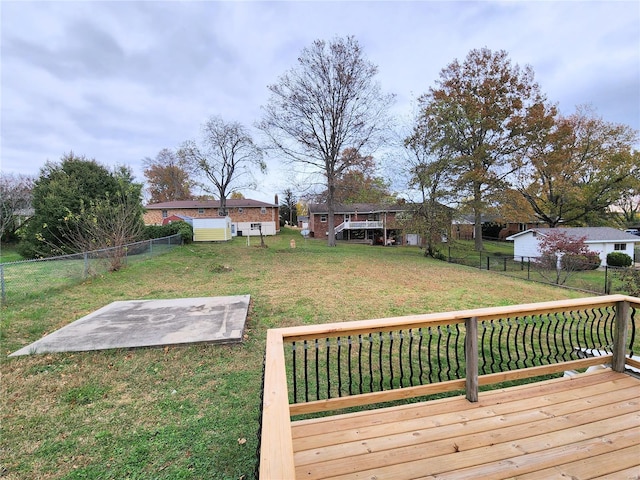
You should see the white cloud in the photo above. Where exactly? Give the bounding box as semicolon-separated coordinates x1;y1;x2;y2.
1;1;638;203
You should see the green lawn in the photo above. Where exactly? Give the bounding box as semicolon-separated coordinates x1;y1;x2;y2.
0;244;23;263
1;228;584;479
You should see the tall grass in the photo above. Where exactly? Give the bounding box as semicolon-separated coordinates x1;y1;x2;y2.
1;228;582;479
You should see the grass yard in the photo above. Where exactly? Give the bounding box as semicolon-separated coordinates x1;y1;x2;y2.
1;228;585;479
0;244;22;263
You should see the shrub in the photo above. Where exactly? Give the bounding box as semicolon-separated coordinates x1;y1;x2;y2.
144;221;193;244
560;253;601;271
606;252;632;267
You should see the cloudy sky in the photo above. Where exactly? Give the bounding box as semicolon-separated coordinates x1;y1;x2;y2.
2;1;638;203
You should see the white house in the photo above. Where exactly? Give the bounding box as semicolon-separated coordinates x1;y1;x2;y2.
506;227;640;266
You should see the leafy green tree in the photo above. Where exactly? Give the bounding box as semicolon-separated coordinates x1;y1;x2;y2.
18;153;144;258
317;149;395;205
415;48;550;251
612;152;640;225
258;36;395;246
143;148;193;203
517;106;639;227
404;124;456;257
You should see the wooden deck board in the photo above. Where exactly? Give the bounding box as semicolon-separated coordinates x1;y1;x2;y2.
290;369;640;480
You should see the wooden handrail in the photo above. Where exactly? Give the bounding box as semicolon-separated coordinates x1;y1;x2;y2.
274;295;638;342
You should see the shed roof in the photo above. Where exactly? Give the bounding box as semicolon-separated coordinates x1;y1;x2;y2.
506;227;640;243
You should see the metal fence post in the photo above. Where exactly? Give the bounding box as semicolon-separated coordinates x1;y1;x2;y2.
84;252;89;279
527;258;531;280
604;266;608;294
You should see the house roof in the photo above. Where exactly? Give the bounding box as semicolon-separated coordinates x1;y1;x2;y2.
145;199;277;209
506;227;640;243
308;202;410;214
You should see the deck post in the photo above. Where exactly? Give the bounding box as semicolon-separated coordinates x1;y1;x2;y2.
465;317;479;402
612;300;630;372
260;330;295;479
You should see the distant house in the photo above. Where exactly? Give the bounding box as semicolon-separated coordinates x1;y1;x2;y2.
144;199;280;238
451;214;547;241
506;227;640;266
308;202;441;246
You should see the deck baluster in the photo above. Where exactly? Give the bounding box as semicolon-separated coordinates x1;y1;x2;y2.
436;326;444;382
388;331;394;390
368;333;374;393
628;307;637;356
408;329;415;387
304;340;309;402
326;338;331;399
480;322;489;374
315;338;320;401
418;328;424;384
378;332;384;391
337;336;342;397
292;342;297;403
399;330;405;388
348;336;353;396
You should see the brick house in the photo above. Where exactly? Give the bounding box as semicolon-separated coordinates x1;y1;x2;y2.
144;199;280;236
308;203;416;245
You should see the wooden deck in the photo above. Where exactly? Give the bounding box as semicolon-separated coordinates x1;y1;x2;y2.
291;369;640;480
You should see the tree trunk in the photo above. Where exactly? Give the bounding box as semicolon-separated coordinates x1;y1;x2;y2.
219;196;227;217
327;178;337;247
473;183;483;251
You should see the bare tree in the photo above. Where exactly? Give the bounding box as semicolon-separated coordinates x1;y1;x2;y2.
0;172;34;241
258;36;395;246
180;116;265;216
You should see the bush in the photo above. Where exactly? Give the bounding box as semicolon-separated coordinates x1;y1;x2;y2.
606;252;632;267
144;221;193;244
560;253;600;271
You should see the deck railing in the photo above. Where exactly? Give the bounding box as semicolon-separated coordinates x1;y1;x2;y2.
259;295;640;479
334;220;384;235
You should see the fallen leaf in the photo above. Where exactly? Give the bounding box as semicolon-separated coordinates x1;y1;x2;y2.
238;438;247;445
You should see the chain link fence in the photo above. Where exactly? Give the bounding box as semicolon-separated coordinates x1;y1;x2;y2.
445;247;640;296
0;234;182;304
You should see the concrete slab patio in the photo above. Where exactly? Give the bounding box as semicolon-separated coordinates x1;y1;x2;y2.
9;295;250;357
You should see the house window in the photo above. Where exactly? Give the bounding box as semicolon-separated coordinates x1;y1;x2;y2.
614;243;626;251
320;215;327;223
251;223;261;230
198;208;204;214
261;207;267;214
161;210;168;218
238;208;244;213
